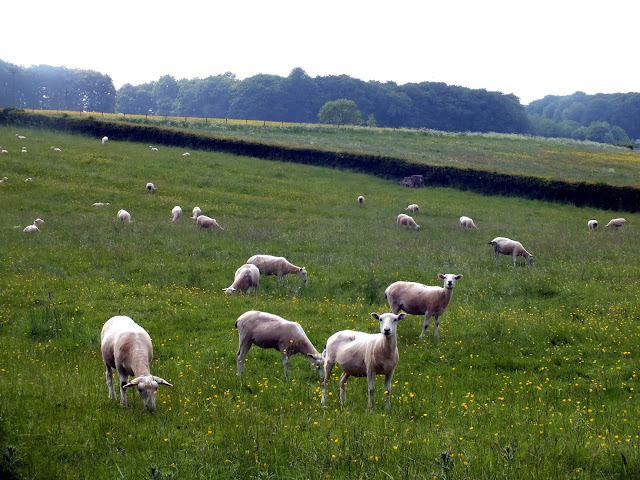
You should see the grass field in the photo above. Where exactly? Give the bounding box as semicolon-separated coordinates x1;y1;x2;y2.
0;125;639;479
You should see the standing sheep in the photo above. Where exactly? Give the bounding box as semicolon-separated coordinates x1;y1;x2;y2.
321;312;406;410
246;254;307;285
171;206;182;222
459;216;478;229
102;136;109;145
606;218;627;228
117;209;132;223
358;195;365;204
235;310;324;379
405;204;419;213
489;237;533;266
385;274;463;339
196;215;224;230
588;220;598;231
397;213;420;229
100;315;172;412
146;182;156;194
192;206;202;220
224;264;260;295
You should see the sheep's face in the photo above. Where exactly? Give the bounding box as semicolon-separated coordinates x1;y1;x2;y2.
223;287;238;295
438;274;463;289
298;268;308;283
125;375;172;413
371;312;405;337
307;354;325;378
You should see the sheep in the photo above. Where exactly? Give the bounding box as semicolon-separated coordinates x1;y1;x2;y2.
246;254;307;285
0;177;8;183
235;310;324;379
1;150;8;154
146;182;156;194
606;218;627;228
171;205;182;222
149;146;158;151
16;134;26;140
117;209;132;223
321;312;406;410
489;237;533;266
24;178;32;182
223;264;260;295
196;215;224;230
405;204;419;213
100;315;172;412
385;274;463;339
459;215;478;229
588;219;598;231
358;195;365;204
102;136;109;145
23;218;44;233
397;213;420;229
182;152;190;157
92;202;110;206
192;206;202;219
50;146;61;152
21;147;28;153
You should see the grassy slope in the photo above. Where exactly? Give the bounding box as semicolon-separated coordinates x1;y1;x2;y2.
0;126;639;479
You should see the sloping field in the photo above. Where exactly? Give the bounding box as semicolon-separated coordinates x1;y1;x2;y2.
0;126;639;479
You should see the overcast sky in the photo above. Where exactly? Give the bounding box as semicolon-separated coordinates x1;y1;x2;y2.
3;0;638;105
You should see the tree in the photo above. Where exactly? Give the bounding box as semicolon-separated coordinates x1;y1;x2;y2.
318;99;362;125
586;121;613;143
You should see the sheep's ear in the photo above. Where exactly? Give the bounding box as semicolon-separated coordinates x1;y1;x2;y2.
396;313;406;321
438;274;445;279
122;381;137;389
153;376;172;387
370;313;380;320
455;274;463;280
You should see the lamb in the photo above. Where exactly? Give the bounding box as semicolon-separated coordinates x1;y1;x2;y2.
489;237;533;266
102;136;109;145
100;315;172;412
397;213;420;229
358;195;365;204
146;182;156;194
385;274;463;339
192;206;202;219
196;215;224;230
246;254;307;285
235;310;324;379
459;216;478;229
405;204;419;213
224;264;260;295
23;218;44;233
171;206;182;222
588;220;598;231
117;209;132;223
321;312;406;410
606;218;627;228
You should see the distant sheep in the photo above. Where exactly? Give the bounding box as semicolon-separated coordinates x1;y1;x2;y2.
100;315;172;412
247;254;307;285
385;274;463;339
489;237;533;266
196;215;224;230
0;177;8;183
1;150;8;154
224;264;260;295
397;213;420;229
149;146;158;152
606;218;627;228
146;182;156;194
192;206;202;220
117;209;132;223
50;146;61;152
23;218;44;233
235;310;324;379
405;204;419;213
16;134;26;140
102;136;109;145
321;312;406;410
92;202;110;206
171;206;182;222
24;178;32;182
182;152;190;157
459;216;478;230
358;195;365;204
21;147;28;153
588;220;598;231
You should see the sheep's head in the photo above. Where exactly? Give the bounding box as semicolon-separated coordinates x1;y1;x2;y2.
123;375;172;413
371;312;405;337
223;287;238;295
298;268;308;283
438;274;463;289
525;255;534;265
307;353;325;378
34;218;44;226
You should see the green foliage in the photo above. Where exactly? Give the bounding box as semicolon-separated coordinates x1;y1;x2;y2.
318;99;363;125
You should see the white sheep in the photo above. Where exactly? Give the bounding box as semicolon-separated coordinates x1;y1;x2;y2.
192;206;202;220
171;206;182;222
182;152;190;157
235;310;324;379
405;204;419;213
489;237;533;266
100;315;172;412
1;150;8;154
146;182;156;194
459;216;478;229
24;178;32;182
385;274;463;339
102;136;109;145
92;202;110;206
246;254;307;285
23;218;44;233
117;209;132;223
321;312;406;410
224;264;260;295
50;146;61;152
358;195;365;204
16;134;26;140
21;147;28;153
149;146;158;151
0;177;8;183
196;215;224;230
588;220;598;231
397;213;420;229
606;218;627;228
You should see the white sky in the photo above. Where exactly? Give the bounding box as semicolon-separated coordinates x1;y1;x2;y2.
3;0;638;105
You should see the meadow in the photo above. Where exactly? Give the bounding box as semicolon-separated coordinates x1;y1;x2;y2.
0;125;639;479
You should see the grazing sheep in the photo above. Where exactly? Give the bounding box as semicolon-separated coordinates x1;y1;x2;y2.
146;182;156;194
16;134;26;140
192;206;202;220
102;136;109;145
489;237;533;266
92;202;110;206
224;264;260;295
588;220;598;231
405;204;419;213
23;218;44;233
117;209;132;223
171;206;182;222
235;310;324;379
149;146;158;151
0;177;8;183
459;216;478;229
606;218;627;228
246;254;307;285
196;215;224;230
321;312;406;410
100;315;172;412
397;213;420;229
50;146;61;152
24;178;32;182
21;147;28;153
385;274;463;339
1;150;8;154
358;195;365;204
182;152;190;157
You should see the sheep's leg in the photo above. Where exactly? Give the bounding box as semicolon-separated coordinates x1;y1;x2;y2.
236;340;253;376
494;248;500;263
384;370;395;411
117;370;129;408
367;371;376;409
339;372;350;404
420;313;431;339
433;315;441;339
512;253;517;266
105;365;116;400
321;361;335;406
281;351;291;379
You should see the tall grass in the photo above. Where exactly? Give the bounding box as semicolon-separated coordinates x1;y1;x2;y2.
0;126;638;479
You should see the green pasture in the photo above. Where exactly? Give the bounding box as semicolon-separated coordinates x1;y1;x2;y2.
0;126;638;479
